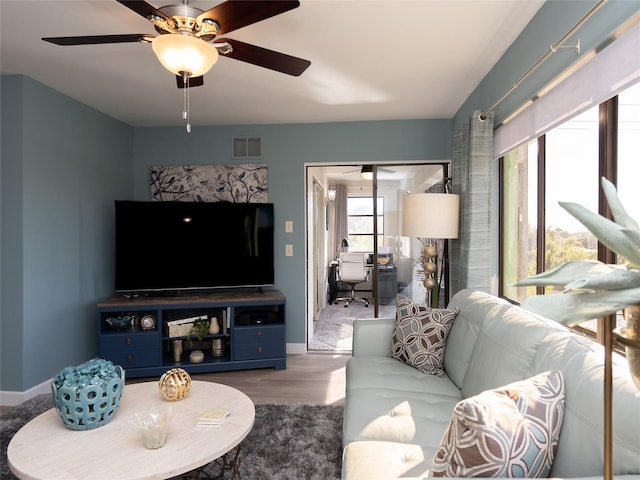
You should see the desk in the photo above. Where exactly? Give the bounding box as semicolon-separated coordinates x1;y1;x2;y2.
328;262;397;305
377;265;398;305
8;381;255;480
328;261;340;304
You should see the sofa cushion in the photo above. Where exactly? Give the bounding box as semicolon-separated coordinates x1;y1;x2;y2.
444;290;498;389
344;386;460;447
459;294;566;398
342;441;432;479
444;290;567;394
430;370;565;478
390;294;459;376
344;355;462;449
346;356;462;397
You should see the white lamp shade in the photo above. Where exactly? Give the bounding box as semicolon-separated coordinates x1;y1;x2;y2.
402;193;460;239
152;34;219;77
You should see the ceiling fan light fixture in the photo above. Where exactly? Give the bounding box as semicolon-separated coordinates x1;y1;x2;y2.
152;34;219;77
361;165;373;180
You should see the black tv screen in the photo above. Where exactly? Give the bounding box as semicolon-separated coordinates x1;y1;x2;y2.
114;201;275;293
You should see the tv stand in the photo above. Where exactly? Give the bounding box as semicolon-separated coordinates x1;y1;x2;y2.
97;290;286;378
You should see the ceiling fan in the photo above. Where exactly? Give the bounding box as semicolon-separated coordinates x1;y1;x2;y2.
344;165;398;180
42;0;312;89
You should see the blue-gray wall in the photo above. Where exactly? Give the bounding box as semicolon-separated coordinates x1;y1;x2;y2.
131;121;452;346
2;0;638;394
1;76;133;392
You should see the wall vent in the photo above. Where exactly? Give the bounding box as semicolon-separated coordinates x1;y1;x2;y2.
233;137;262;158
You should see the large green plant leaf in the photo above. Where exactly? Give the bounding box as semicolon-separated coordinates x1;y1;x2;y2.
515;260;614;287
620;228;640;263
602;177;639;230
521;288;640;326
564;268;640;291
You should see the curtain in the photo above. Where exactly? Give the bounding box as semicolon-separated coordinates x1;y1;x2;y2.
450;110;494;295
333;184;348;258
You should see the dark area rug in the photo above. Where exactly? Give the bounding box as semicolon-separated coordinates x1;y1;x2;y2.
1;395;343;480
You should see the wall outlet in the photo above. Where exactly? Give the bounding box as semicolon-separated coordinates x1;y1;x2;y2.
285;244;293;256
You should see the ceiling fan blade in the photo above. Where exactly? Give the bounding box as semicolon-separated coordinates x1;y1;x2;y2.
43;34;153;46
176;75;204;89
217;38;310;76
198;1;300;35
116;0;172;23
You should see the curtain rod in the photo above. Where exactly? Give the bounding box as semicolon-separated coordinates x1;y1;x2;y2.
480;0;607;120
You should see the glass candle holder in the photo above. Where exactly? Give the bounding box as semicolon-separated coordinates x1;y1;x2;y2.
131;407;173;449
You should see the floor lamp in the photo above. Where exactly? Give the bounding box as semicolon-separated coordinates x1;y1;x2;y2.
402;192;459;308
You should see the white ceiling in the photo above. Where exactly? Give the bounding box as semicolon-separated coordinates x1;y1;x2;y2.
0;0;544;128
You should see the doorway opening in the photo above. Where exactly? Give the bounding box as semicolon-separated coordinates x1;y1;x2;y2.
305;162;449;352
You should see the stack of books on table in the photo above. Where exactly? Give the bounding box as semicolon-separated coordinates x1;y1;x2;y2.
196;407;231;428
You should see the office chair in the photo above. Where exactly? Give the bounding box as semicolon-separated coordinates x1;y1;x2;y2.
334;252;370;307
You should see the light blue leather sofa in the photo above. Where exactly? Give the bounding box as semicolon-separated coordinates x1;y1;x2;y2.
342;289;640;479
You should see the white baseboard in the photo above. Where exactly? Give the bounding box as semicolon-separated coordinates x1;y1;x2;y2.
286;343;307;355
1;379;51;407
2;346;309;407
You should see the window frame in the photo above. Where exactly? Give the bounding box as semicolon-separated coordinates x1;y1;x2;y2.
499;95;623;346
346;195;384;252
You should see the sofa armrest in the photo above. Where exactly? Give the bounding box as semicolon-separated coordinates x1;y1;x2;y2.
352;317;395;357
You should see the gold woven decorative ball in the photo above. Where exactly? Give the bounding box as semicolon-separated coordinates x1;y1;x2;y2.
158;368;192;401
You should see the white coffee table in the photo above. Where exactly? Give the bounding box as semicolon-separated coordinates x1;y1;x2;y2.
8;380;255;480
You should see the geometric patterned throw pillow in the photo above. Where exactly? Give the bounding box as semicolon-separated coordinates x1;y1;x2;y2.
430;370;565;478
390;294;459;376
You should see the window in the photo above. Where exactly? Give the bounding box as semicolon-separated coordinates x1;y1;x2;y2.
618;83;640;237
544;107;599;282
347;196;383;252
500;81;640;339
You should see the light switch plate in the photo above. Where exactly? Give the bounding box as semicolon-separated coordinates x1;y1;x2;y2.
285;221;293;233
285;244;293;256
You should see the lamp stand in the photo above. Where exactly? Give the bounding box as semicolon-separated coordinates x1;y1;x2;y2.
604;315;613;480
442;238;451;306
419;242;438;308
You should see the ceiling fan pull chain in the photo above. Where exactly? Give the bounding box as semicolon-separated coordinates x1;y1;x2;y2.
182;73;188;120
182;72;192;133
186;82;191;133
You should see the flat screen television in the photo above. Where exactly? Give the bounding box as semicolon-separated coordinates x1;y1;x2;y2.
114;200;275;294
